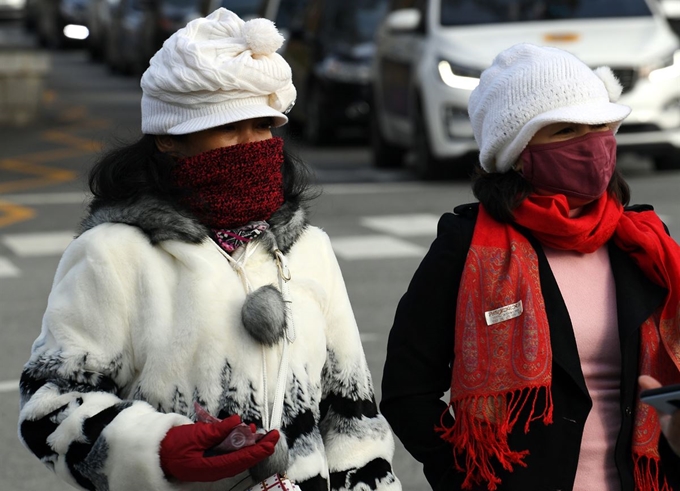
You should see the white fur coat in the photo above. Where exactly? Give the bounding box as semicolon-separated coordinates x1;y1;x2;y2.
18;197;401;491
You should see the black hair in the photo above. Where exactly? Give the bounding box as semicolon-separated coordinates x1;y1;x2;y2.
471;165;631;223
87;134;319;210
88;134;178;204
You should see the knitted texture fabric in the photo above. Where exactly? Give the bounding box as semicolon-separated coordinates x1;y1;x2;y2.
468;43;631;173
171;137;284;229
140;8;296;135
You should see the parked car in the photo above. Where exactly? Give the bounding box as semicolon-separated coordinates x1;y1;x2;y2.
0;0;27;20
142;0;205;66
103;0;201;75
86;0;118;60
258;0;307;43
372;0;680;179
266;0;388;145
104;0;150;73
34;0;90;48
200;0;263;18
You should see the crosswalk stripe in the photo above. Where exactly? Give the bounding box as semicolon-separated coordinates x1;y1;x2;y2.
331;235;425;260
322;182;431;195
361;213;440;237
0;192;90;205
0;231;428;263
2;231;75;257
360;332;380;343
0;256;21;277
0;380;19;393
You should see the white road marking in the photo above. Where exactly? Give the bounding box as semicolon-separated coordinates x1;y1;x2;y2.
360;332;381;343
0;256;21;277
331;235;425;260
361;213;440;237
0;192;91;205
321;182;436;195
0;380;19;393
2;231;75;257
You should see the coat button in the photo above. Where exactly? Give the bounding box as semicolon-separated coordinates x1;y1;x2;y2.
625;406;633;416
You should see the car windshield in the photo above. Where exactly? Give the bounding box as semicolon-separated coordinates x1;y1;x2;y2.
328;0;388;43
440;0;653;26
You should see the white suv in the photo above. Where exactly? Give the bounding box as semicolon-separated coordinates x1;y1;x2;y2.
371;0;680;179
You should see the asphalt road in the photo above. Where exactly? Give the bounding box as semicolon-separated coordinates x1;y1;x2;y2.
2;30;680;491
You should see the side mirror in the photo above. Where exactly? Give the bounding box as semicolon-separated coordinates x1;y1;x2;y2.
385;8;421;33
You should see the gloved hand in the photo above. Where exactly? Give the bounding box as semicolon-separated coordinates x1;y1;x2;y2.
160;415;280;482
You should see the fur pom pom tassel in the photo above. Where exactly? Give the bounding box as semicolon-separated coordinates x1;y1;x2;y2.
593;66;623;102
250;432;290;481
243;18;284;56
242;285;287;346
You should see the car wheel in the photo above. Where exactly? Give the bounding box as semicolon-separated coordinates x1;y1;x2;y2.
371;113;404;168
304;84;333;146
653;151;680;171
413;102;446;180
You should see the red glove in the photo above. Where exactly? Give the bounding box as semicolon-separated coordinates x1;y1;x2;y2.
160;415;279;482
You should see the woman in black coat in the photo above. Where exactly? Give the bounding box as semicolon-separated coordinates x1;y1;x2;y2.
381;43;680;491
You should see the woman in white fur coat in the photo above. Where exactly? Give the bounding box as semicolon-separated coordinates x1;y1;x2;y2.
17;8;401;491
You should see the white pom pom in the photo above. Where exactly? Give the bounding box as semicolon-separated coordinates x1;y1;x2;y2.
593;66;623;102
242;18;284;56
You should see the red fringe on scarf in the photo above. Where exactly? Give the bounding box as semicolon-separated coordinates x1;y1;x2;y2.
436;387;553;490
634;454;671;491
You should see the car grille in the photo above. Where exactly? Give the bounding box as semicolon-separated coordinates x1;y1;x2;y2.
610;68;637;94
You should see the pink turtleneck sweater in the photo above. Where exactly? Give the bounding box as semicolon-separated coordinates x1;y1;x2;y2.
544;245;622;491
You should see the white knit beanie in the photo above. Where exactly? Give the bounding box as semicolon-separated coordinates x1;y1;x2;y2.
468;43;632;173
140;8;296;135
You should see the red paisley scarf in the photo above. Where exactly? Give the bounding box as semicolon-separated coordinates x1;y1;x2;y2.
437;192;680;490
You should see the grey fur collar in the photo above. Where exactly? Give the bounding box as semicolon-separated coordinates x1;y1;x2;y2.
78;195;308;254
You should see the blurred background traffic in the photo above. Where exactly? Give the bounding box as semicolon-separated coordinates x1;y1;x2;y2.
3;1;680;490
4;0;680;179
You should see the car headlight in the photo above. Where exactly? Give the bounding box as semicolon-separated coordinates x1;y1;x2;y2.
63;24;89;40
437;59;481;90
317;57;372;84
641;50;680;82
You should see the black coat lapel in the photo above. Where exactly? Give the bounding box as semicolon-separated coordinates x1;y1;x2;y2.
609;242;667;402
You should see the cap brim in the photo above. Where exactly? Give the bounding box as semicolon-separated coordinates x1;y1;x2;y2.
166;104;288;135
496;101;631;172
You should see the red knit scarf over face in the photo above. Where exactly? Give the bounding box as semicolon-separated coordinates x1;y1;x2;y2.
438;192;680;490
171;137;285;229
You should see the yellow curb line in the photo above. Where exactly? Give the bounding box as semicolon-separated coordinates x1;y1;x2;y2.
41;131;103;153
0;106;105;228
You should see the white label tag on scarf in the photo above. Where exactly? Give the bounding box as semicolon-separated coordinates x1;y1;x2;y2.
485;300;523;326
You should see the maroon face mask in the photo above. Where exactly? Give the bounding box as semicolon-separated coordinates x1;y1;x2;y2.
519;130;617;201
171;137;285;229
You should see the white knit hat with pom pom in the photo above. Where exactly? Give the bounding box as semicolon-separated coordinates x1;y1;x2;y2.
468;43;632;173
140;8;296;135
